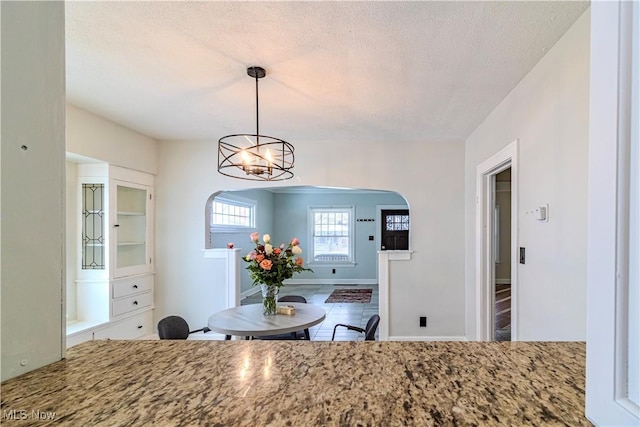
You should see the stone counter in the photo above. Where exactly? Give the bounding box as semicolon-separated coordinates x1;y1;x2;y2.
0;341;590;426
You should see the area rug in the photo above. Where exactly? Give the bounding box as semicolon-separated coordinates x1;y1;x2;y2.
325;288;372;304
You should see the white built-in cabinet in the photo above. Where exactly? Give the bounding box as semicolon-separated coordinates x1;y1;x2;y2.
67;164;154;347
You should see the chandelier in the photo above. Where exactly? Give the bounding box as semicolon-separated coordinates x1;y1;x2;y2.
217;66;295;181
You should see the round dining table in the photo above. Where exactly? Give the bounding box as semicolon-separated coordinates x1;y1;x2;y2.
207;302;326;340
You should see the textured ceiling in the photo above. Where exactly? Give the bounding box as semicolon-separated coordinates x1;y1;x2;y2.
65;1;589;144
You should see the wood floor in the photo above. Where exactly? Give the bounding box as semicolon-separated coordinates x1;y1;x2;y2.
495;283;511;341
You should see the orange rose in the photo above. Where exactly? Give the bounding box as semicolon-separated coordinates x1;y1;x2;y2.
273;248;282;256
295;257;303;267
256;254;265;263
260;259;273;270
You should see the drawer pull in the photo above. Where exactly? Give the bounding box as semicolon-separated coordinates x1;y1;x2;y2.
133;300;138;306
137;325;143;329
133;284;138;289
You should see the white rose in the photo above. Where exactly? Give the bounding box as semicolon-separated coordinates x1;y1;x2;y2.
263;234;271;244
265;244;273;255
291;245;302;255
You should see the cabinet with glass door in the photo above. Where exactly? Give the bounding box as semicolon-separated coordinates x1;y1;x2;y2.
111;180;152;278
67;163;154;347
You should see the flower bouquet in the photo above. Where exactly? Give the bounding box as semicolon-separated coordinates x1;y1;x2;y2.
244;232;312;314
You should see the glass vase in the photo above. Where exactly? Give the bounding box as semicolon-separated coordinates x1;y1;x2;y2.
261;283;279;315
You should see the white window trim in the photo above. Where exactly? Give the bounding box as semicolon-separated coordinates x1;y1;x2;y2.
210;195;256;233
307;206;356;267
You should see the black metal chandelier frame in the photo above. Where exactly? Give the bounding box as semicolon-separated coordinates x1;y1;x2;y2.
217;66;295;181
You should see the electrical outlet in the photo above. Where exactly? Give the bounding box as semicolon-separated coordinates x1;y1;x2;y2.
419;316;427;327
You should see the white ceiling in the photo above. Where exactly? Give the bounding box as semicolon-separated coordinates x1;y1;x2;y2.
65;1;589;145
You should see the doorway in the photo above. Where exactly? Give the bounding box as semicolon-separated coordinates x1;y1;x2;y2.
493;168;512;341
380;209;409;250
475;140;518;341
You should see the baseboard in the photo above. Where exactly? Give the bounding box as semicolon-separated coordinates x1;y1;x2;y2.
387;335;468;342
284;278;377;286
495;279;511;285
240;287;261;299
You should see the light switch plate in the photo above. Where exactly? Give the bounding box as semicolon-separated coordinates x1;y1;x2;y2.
536;204;549;222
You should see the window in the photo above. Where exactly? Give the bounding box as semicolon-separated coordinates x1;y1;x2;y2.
309;207;354;265
211;197;255;229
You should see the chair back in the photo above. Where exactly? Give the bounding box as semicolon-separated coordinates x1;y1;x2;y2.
364;315;380;341
278;295;307;303
158;315;190;340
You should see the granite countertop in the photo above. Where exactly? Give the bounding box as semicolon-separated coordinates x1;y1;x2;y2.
1;341;590;426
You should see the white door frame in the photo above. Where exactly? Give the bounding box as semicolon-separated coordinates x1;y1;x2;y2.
475;140;518;341
586;0;639;423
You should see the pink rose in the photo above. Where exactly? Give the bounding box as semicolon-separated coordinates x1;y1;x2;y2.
256;254;265;263
260;259;273;270
273;248;282;256
250;232;259;242
291;237;300;246
295;257;304;267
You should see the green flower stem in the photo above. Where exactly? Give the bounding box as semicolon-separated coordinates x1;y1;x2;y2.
263;295;277;315
261;283;279;315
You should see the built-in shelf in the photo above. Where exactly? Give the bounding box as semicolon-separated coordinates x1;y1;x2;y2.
66;319;108;335
68;164;155;348
117;241;145;247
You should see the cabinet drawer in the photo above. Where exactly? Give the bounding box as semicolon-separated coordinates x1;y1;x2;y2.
112;275;153;299
94;311;153;340
112;291;153;317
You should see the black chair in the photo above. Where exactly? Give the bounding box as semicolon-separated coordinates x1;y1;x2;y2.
157;315;211;340
253;295;310;340
331;314;380;341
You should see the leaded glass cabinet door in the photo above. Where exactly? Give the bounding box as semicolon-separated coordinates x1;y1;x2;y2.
112;180;152;278
82;183;106;270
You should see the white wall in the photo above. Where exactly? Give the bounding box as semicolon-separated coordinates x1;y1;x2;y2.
585;1;640;424
156;139;465;338
464;10;590;340
66;161;79;321
1;1;66;381
66;104;158;175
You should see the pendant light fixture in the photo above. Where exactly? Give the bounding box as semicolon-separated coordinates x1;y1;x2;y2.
217;66;295;181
